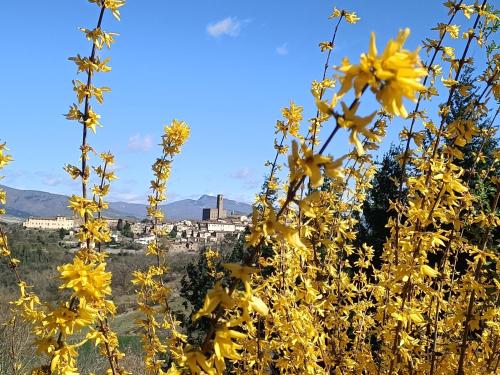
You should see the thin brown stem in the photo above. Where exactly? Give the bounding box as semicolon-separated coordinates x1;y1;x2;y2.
456;185;499;375
199;85;369;354
387;4;490;370
310;14;344;153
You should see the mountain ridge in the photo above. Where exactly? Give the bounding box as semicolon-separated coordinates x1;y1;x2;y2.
0;185;252;221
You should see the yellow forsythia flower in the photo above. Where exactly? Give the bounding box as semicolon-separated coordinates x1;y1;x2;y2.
338;29;427;117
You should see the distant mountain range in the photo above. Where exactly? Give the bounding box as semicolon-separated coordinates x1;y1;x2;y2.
0;185;252;221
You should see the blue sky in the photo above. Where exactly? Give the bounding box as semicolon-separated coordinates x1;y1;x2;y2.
0;1;486;204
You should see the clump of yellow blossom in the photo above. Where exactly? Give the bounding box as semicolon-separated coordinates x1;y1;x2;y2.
338;28;427;117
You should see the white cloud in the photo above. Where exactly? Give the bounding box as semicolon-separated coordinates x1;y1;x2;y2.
127;134;153;152
276;43;288;56
207;17;243;38
42;176;63;186
229;193;254;204
109;191;147;204
35;171;78;188
229;167;260;190
229;167;251;180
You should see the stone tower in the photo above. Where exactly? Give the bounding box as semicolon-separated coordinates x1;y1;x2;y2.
217;194;224;219
202;194;227;220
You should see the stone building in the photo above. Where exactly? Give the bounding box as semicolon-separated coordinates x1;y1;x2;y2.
198;221;236;233
23;216;75;230
202;194;227;220
105;218;119;230
131;222;147;236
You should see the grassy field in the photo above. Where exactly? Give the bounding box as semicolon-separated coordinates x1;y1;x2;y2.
0;223;199;373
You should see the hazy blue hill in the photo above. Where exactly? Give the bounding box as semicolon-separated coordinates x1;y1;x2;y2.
163;194;252;220
0;185;252;221
1;185;74;218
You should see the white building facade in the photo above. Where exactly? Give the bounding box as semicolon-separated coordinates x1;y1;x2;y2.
23;216;75;230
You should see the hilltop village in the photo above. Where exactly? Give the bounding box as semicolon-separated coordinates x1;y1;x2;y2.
21;194;249;252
